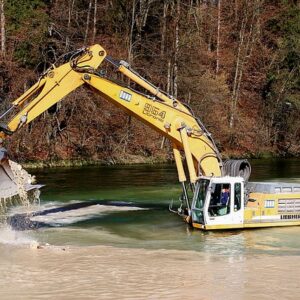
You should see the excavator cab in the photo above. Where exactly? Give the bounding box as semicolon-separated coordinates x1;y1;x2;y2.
191;176;245;230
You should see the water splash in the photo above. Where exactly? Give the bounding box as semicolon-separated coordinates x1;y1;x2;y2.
0;224;37;246
0;161;41;248
8;160;38;206
0;189;40;223
0;160;40;219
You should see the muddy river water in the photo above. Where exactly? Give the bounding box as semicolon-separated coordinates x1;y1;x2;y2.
1;159;300;299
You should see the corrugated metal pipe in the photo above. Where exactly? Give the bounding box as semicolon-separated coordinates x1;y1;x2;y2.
222;159;251;182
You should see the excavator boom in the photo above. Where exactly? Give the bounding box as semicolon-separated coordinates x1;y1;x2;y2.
0;44;222;197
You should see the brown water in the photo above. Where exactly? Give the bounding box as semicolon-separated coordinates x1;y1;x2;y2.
1;160;300;299
0;243;299;300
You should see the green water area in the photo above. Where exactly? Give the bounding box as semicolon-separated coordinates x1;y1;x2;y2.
4;158;299;256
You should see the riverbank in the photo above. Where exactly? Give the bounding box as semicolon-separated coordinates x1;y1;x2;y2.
21;150;299;169
22;154;171;169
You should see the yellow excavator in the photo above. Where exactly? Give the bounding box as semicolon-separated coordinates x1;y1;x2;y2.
0;44;300;230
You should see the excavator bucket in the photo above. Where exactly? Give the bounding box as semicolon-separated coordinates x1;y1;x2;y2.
0;148;42;202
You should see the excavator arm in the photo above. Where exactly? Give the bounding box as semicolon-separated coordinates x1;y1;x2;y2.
0;44;224;205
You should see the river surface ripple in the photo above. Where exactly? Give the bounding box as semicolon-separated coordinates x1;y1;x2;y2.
1;160;300;299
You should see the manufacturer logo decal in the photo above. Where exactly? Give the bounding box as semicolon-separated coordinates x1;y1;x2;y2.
143;103;166;122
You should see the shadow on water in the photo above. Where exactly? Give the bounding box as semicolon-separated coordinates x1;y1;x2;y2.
7;200;166;231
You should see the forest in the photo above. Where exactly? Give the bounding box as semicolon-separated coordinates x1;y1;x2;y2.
0;0;299;165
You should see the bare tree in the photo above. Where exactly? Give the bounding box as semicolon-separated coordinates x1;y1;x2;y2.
207;1;213;52
66;0;75;49
173;0;180;99
229;0;262;129
128;0;136;63
216;0;221;74
234;0;238;24
92;0;97;43
191;0;202;41
161;0;168;56
0;0;5;57
84;0;93;44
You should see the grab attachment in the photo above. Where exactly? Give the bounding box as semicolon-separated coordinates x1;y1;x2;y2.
0;141;42;201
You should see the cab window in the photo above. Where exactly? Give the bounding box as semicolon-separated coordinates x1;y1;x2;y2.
208;183;231;216
192;179;210;223
195;179;209;210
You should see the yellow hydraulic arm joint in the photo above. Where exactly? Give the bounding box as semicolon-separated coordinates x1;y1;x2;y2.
178;124;197;184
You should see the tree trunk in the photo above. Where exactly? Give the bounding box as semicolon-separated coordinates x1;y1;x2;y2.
161;1;168;56
66;0;75;49
234;0;238;24
84;0;92;45
207;1;212;52
229;0;261;129
192;0;201;40
128;0;136;64
0;0;5;57
216;0;221;74
135;0;152;55
173;0;180;99
229;4;248;129
92;0;97;43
